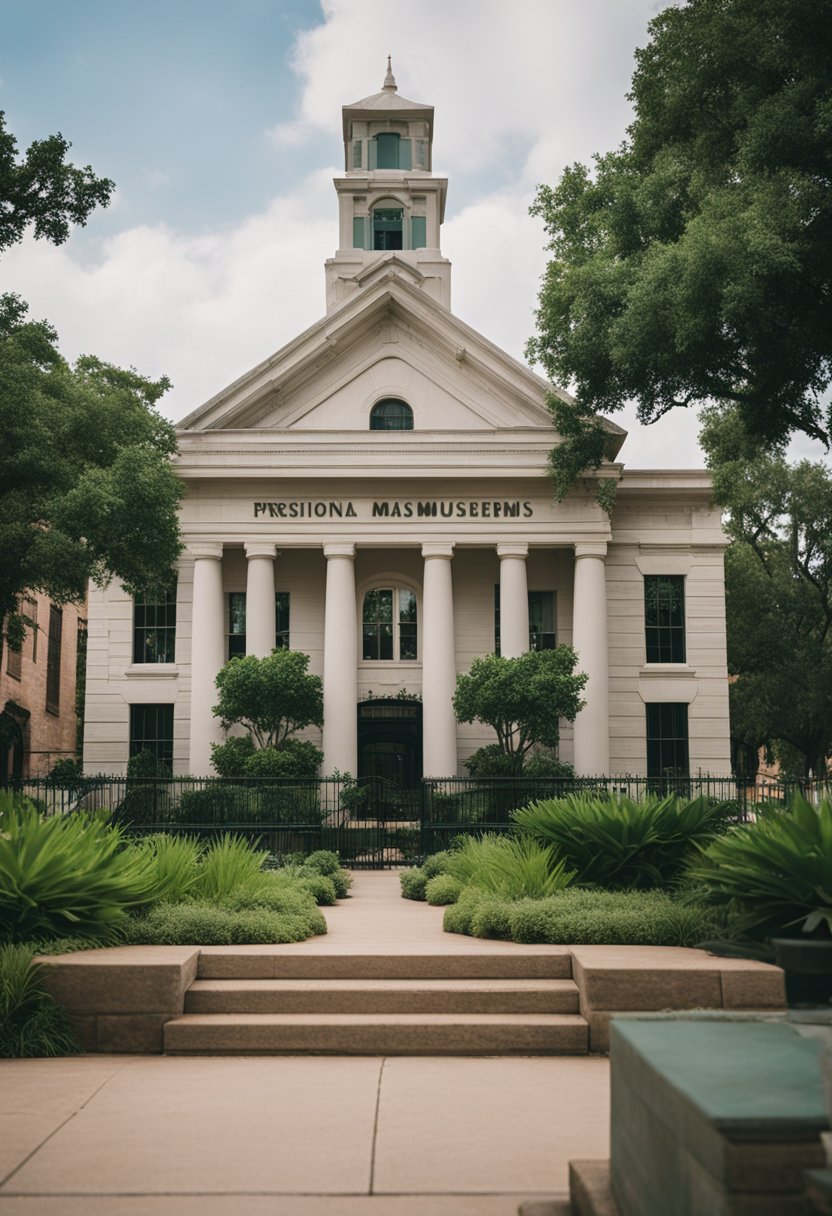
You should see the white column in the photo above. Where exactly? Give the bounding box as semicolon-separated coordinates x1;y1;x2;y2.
187;542;226;777
422;543;458;777
244;542;277;658
571;542;610;776
497;542;529;658
322;543;358;777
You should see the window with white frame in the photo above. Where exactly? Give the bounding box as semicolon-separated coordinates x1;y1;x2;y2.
362;588;418;661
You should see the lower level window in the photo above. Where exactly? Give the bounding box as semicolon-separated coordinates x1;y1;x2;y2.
129;703;174;767
227;592;291;660
362;588;417;661
646;702;689;780
494;588;556;654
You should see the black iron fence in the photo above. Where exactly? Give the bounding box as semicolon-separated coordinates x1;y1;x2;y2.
9;772;831;867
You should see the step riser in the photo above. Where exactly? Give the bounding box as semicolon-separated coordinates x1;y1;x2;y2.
197;955;573;981
185;992;579;1015
165;1026;588;1056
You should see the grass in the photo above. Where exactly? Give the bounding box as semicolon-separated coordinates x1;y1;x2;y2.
0;944;80;1058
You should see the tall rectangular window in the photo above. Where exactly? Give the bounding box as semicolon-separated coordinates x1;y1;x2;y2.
228;592;246;659
646;703;689;780
27;598;37;664
494;588;556;654
45;605;63;714
133;582;177;664
228;592;291;659
129;703;174;766
275;592;290;649
644;575;686;663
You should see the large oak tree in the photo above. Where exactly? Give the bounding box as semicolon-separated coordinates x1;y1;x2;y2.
527;0;832;496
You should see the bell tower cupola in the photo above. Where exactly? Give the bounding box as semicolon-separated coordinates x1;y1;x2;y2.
325;59;451;311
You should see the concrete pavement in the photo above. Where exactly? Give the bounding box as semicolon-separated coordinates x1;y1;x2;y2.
2;872;612;1214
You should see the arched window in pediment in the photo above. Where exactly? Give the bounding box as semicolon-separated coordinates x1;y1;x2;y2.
369;398;413;431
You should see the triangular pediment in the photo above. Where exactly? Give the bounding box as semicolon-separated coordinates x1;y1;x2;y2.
178;272;626;455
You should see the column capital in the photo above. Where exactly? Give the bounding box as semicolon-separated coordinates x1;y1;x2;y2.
574;542;608;561
244;542;277;560
187;541;224;561
496;543;529;560
323;542;355;560
421;542;455;560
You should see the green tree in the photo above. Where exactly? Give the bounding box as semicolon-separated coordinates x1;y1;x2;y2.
452;648;587;773
0;113;182;666
701;406;832;778
0;111;114;252
527;0;832;496
211;650;324;777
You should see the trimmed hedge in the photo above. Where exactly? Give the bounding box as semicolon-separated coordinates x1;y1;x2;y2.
443;887;724;946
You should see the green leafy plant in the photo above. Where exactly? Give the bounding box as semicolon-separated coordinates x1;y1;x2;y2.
442;834;575;900
140;834;203;903
425;874;463;905
443;887;722;946
687;794;832;939
0;795;159;942
513;793;724;888
123;900;325;946
0;944;80;1057
400;868;429;901
190;834;268;902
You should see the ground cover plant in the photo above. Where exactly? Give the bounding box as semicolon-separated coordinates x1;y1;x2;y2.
443;887;724;947
687;794;832;940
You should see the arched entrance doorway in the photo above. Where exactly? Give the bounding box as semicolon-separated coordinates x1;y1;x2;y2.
357;698;422;788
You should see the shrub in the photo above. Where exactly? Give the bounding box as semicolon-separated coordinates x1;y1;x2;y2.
422;851;451;879
464;744;519;777
126;749;172;780
123;900;325;945
243;739;322;778
0;795;159;942
175;783;321;826
443;834;575;899
113;784;173;827
425;874;463;905
400;868;429;901
0;945;80;1057
305;850;341;876
687;794;832;939
210;735;257;778
513;793;724;888
522;752;575;780
443;887;722;946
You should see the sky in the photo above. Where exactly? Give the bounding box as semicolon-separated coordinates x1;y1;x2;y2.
0;0;800;468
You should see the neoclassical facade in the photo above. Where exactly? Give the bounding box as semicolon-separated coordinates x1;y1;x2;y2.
83;67;731;782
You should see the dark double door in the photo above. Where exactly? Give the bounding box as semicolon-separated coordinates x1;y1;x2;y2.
357;699;422;789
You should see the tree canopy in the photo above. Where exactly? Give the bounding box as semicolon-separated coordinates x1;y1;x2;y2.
0;111;114;252
527;0;832;496
701;406;832;777
0;297;183;652
212;650;324;752
0;112;181;663
453;648;587;771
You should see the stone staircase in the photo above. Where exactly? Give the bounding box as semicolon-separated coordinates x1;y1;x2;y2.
163;948;589;1055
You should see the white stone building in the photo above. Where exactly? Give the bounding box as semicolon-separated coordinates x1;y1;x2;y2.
83;66;731;783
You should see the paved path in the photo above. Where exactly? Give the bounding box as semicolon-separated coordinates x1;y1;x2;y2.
0;872;609;1215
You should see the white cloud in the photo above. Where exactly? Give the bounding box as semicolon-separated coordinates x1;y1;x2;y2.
2;0;708;466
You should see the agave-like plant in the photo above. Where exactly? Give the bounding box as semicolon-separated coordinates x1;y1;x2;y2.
191;834;269;901
0;794;160;942
443;833;575;900
687;794;832;939
512;793;724;888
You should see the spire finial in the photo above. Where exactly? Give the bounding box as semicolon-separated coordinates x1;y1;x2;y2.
383;55;397;92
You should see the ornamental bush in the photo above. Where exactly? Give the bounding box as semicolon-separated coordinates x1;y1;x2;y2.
513;793;725;889
0;795;159;942
0;945;80;1058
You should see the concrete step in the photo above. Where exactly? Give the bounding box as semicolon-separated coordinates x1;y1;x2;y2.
164;1012;589;1056
196;949;573;981
184;977;581;1015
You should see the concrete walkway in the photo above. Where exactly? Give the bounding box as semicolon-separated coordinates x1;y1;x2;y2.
0;873;610;1215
